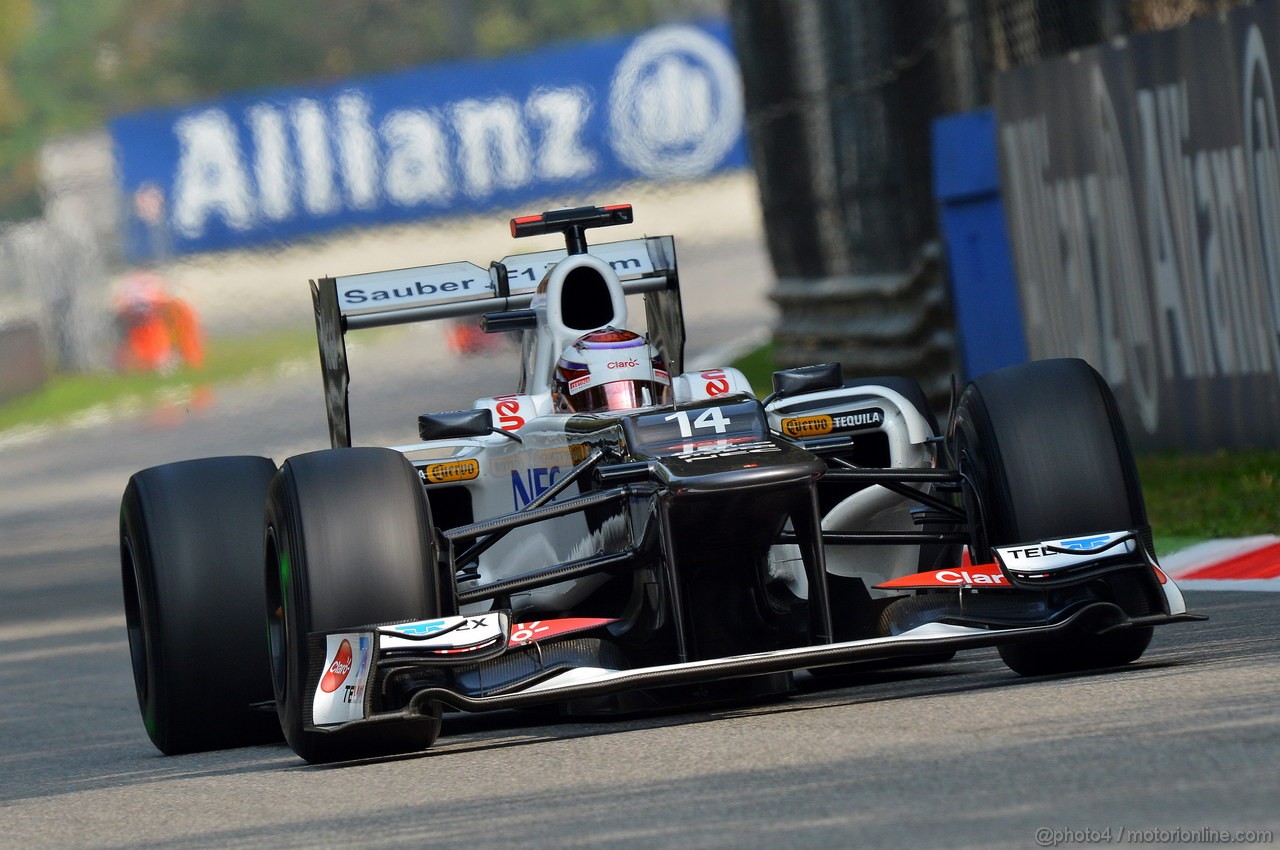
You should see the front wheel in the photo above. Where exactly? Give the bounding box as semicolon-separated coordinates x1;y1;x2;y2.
265;447;443;763
950;358;1156;675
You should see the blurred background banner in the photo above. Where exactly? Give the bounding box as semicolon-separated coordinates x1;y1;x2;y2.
996;0;1280;449
110;19;747;261
7;0;1273;456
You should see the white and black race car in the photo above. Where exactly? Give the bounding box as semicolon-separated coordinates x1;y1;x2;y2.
120;203;1201;763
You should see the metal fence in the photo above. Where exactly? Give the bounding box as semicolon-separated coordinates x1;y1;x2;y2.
731;0;1256;404
3;1;1259;392
0;131;117;382
0;218;111;376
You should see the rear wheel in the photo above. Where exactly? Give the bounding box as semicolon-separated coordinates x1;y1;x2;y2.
120;456;280;754
950;358;1155;675
265;447;442;763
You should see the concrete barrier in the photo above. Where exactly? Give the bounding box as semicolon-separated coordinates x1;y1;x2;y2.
0;321;47;405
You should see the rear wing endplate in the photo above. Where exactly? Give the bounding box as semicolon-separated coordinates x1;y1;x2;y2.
311;236;684;448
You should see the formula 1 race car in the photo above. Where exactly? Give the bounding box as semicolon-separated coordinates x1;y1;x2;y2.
120;203;1202;763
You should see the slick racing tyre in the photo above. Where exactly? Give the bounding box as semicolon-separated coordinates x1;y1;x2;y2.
950;358;1153;675
265;448;442;764
120;456;281;754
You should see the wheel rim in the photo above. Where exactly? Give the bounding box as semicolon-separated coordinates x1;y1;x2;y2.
264;527;289;701
120;535;149;710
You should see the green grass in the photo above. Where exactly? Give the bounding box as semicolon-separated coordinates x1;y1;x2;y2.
731;340;778;396
729;342;1279;550
0;327;316;434
1137;451;1280;541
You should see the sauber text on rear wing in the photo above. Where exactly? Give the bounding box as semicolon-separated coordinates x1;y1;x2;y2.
311;236;685;448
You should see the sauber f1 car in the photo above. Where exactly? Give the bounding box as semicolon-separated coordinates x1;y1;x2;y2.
120;203;1202;763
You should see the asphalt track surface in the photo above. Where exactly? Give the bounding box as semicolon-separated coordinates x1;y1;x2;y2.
3;236;1278;848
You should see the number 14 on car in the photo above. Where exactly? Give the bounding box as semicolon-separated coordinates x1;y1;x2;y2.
664;407;731;438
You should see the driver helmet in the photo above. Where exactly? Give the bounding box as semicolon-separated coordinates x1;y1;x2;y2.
553;327;671;412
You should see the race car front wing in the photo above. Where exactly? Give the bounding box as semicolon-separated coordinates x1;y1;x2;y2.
304;601;1203;735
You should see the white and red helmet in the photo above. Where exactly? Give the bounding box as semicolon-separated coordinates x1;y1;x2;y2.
553;327;671;413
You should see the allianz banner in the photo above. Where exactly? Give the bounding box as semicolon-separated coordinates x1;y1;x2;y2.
995;4;1280;450
111;21;746;261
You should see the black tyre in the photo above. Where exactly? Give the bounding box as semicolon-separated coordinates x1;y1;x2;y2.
120;456;281;754
265;447;442;763
950;358;1154;675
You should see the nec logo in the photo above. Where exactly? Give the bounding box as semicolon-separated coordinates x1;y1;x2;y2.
512;466;561;509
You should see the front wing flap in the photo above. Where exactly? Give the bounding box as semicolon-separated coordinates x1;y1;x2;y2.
876;529;1183;601
304;602;1200;734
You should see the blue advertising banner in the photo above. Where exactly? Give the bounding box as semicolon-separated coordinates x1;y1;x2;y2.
111;21;747;260
995;2;1280;450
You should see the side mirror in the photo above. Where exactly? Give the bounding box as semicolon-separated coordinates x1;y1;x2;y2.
418;409;494;441
770;362;844;399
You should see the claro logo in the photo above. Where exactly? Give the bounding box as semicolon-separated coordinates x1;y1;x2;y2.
319;639;354;693
607;359;640;369
423;459;480;484
934;569;1006;585
781;415;833;438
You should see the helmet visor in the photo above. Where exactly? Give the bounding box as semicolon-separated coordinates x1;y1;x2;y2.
571;380;671;412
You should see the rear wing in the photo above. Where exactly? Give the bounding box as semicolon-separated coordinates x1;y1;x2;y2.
311;236;685;448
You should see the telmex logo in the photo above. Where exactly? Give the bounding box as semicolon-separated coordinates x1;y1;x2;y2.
782;415;833;438
423;459;479;484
